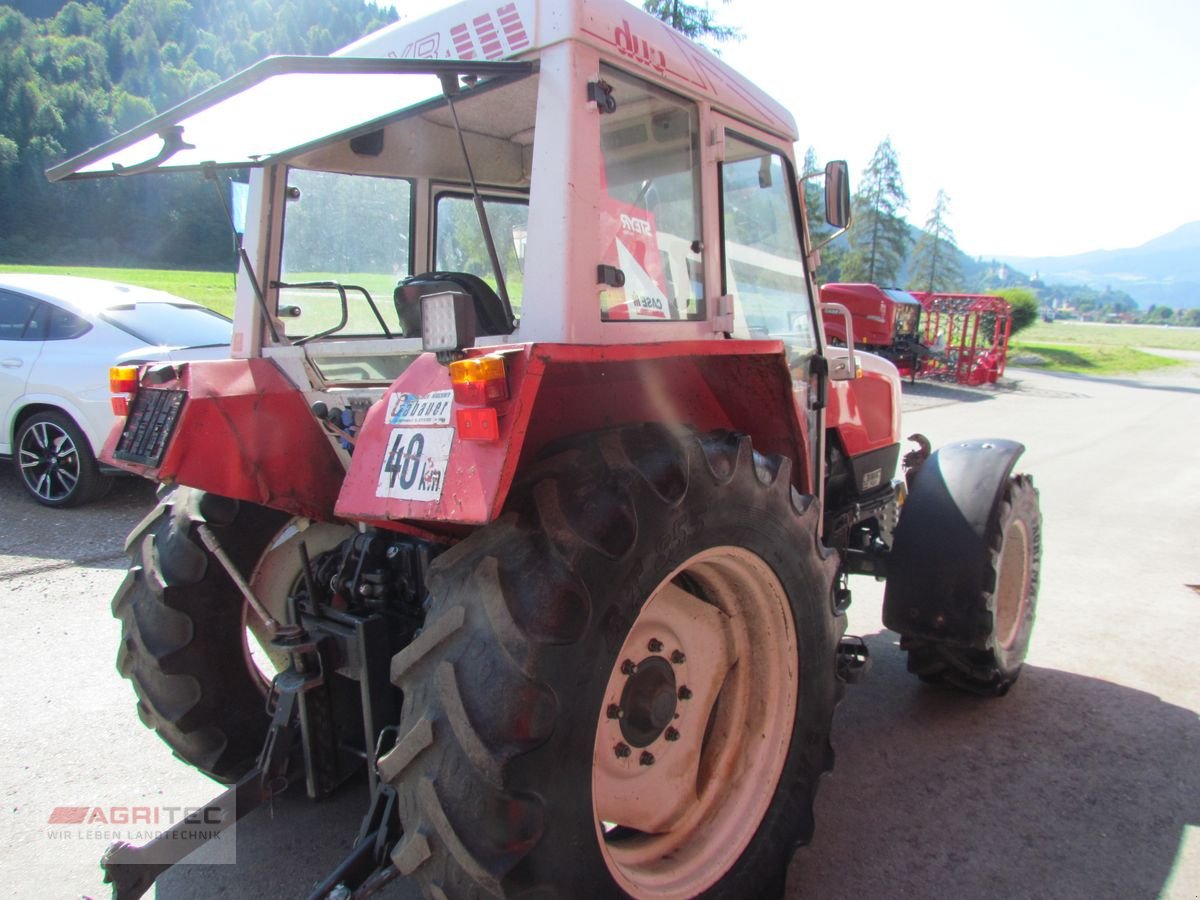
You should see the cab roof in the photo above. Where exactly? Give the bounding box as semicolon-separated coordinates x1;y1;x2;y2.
47;0;795;182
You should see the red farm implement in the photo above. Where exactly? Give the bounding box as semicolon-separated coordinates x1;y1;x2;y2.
910;291;1013;386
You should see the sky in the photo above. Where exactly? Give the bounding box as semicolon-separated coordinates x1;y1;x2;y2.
714;0;1200;259
387;0;1200;259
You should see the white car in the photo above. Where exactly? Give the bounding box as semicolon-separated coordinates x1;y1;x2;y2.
0;274;231;507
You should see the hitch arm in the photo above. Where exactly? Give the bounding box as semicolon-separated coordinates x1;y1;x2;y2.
101;766;276;900
101;665;308;899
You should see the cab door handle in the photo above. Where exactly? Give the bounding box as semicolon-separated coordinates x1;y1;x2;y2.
1;358;24;368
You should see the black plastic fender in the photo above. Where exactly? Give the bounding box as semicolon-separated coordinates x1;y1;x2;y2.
882;438;1025;646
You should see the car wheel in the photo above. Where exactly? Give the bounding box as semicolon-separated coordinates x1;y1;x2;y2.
14;410;113;507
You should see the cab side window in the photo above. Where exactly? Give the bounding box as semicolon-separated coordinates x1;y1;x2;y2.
597;67;703;322
720;136;816;348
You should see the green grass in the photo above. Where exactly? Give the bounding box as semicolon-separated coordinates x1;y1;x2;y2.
1009;341;1184;375
1010;321;1199;375
0;264;237;316
1016;320;1200;351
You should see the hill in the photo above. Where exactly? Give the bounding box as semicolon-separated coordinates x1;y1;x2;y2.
0;0;396;268
997;222;1200;309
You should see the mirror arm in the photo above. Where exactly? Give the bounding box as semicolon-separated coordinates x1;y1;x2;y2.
808;224;849;265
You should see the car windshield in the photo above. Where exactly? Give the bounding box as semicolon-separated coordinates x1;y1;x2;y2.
101;303;231;347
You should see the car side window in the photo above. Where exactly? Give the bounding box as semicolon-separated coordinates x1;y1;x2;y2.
46;305;92;340
0;291;41;341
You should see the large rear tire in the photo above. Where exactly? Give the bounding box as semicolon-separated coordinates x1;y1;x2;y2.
900;475;1041;695
381;426;842;898
112;486;349;782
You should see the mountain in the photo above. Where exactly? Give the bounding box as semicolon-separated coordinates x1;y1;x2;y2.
997;222;1200;309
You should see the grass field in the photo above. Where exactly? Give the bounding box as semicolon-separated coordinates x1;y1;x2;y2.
1014;320;1200;351
1009;320;1200;375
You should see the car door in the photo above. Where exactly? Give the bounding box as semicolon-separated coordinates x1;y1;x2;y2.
0;290;48;455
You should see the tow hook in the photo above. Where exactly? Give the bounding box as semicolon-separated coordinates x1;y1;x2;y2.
836;636;871;685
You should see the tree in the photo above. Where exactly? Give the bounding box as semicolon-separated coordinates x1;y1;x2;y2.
642;0;742;45
907;188;962;292
0;0;397;268
994;287;1041;334
800;146;844;283
840;137;908;285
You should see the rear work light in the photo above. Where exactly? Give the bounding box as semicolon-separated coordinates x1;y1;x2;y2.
109;365;139;416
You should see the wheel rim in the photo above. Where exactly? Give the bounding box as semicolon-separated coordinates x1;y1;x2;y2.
994;518;1031;649
243;520;353;685
592;547;799;898
18;420;81;503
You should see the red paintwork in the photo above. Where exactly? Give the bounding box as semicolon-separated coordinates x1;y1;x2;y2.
826;359;900;458
100;359;345;520
909;292;1012;385
819;283;919;347
336;341;813;528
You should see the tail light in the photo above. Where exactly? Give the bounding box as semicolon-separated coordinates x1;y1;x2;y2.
109;365;139;416
448;354;508;442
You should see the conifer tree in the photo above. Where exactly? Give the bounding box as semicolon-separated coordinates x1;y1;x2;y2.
841;137;909;285
908;189;962;292
642;0;742;45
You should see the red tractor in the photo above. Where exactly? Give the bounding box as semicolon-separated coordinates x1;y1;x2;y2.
50;1;1041;897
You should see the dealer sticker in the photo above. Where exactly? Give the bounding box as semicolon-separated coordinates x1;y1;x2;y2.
377;428;455;501
386;390;453;426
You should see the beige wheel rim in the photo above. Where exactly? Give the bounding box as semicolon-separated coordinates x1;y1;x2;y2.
243;520;352;684
994;518;1031;650
592;547;799;898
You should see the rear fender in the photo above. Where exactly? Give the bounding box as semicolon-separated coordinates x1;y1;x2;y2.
336;340;812;527
882;439;1025;644
101;359;345;520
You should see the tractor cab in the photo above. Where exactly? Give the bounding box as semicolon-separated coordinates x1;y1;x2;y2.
49;0;860;526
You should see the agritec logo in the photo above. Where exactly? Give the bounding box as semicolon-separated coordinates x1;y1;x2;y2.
45;802;236;864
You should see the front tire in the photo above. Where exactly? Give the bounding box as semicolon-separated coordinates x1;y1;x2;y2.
901;475;1041;695
382;427;841;898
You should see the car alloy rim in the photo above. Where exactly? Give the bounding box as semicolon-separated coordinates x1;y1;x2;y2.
18;421;81;502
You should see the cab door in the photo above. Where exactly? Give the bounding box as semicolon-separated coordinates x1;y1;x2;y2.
711;121;825;491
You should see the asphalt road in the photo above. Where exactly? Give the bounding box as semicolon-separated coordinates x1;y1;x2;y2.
0;361;1197;899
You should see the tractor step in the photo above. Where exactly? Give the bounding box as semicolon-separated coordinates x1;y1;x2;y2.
836;636;871;684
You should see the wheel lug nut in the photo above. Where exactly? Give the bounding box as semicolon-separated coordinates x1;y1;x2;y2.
647;638;663;653
670;650;686;664
639;751;655;766
606;704;622;720
620;659;637;676
614;742;631;759
665;727;680;741
678;685;692;700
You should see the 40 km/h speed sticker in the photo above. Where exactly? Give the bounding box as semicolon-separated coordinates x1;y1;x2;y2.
376;427;454;501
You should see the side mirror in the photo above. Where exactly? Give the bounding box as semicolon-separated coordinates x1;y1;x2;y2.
824;160;851;230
